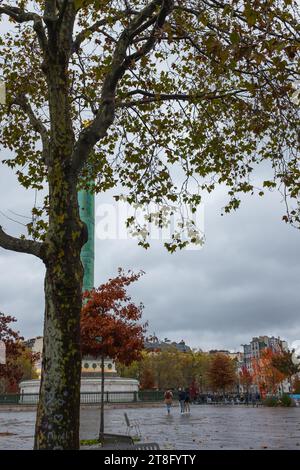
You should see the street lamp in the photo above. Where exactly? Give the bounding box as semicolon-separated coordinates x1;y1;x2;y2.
95;336;105;440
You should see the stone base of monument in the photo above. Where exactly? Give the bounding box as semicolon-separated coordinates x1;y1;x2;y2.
19;377;139;404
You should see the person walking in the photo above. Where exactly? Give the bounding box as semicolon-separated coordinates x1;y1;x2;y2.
164;389;173;414
184;388;191;413
178;388;186;413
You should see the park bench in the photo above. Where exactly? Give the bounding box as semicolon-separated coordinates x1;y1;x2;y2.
124;412;141;437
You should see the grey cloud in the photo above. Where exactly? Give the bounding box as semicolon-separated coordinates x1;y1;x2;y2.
1;163;300;351
94;188;300;350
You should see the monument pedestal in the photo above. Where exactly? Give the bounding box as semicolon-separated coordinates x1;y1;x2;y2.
19;376;139;403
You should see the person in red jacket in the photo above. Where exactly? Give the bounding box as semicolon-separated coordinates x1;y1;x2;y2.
164;389;173;414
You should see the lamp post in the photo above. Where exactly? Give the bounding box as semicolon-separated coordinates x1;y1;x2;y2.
95;336;105;440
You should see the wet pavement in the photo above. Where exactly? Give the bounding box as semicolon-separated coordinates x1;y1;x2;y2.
1;405;300;450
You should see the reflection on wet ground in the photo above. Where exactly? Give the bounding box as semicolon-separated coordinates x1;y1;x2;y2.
1;405;300;449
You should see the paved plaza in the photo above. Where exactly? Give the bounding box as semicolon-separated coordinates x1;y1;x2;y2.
0;405;300;450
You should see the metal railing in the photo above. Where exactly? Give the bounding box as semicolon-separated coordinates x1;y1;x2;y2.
0;390;268;406
0;390;166;406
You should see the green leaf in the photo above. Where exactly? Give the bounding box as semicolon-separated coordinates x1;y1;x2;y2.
74;0;94;11
244;3;258;26
230;31;240;44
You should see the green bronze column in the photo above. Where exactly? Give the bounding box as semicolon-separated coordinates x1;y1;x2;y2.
78;190;95;292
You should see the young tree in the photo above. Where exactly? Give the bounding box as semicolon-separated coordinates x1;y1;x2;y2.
119;348;212;391
0;312;38;392
142;348;190;389
139;355;156;389
3;347;39;393
207;353;237;394
123;352;158;389
80;269;147;438
292;377;300;394
239;365;253;395
271;350;300;384
116;356;141;380
252;348;286;396
0;0;299;448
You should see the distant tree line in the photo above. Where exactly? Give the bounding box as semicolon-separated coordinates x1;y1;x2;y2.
118;348;300;396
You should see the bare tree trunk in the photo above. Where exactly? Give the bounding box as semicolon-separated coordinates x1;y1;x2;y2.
34;269;81;449
31;7;87;447
34;180;86;449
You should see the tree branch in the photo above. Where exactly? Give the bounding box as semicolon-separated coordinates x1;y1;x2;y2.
0;3;39;22
124;0;174;65
0;4;47;50
116;88;249;108
13;94;50;166
173;3;300;44
72;10;138;53
71;0;174;174
0;226;44;259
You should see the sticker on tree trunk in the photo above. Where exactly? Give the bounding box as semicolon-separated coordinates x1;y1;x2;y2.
0;81;5;105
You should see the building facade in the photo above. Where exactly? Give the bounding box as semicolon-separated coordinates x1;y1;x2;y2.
241;336;291;394
144;337;191;353
25;336;117;379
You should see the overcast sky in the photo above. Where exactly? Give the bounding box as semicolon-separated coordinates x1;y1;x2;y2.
1;12;299;354
1;160;299;352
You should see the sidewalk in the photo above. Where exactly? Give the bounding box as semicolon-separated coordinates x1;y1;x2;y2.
1;404;300;450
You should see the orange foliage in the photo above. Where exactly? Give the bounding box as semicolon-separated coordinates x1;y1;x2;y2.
239;365;253;391
80;269;147;365
251;348;285;396
139;366;156;389
0;312;39;391
207;353;237;392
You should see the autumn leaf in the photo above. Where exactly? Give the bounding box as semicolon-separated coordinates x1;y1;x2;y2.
81;270;147;365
